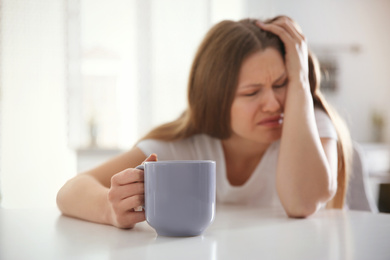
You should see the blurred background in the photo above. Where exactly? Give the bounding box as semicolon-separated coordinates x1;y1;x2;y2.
1;0;389;208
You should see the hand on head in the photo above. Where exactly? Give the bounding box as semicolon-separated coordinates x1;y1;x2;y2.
256;16;309;87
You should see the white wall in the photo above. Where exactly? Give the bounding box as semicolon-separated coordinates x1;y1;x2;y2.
150;0;210;127
147;0;245;130
0;0;76;208
244;0;390;143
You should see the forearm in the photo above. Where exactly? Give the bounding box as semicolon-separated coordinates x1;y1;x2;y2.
277;86;335;217
56;174;112;225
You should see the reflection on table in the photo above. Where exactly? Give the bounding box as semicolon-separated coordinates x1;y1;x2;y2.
1;205;390;260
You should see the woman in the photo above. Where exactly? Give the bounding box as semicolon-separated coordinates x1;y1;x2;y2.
57;16;351;229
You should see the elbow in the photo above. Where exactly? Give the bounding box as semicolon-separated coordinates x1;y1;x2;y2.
56;179;74;215
56;185;67;214
280;169;338;218
285;203;320;218
284;189;334;218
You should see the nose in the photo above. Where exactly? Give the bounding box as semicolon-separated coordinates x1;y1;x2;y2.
261;89;281;112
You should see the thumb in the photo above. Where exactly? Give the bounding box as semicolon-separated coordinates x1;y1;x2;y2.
135;154;158;171
144;153;158;163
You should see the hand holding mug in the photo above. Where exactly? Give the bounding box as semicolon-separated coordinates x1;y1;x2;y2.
107;154;157;229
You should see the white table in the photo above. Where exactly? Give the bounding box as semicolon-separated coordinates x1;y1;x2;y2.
1;205;390;260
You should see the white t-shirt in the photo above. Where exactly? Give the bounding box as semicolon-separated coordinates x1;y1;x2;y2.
137;108;338;210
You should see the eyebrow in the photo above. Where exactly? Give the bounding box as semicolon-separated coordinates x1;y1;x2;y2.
240;72;287;89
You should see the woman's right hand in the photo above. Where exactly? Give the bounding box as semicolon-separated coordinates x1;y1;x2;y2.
107;153;157;228
257;17;309;91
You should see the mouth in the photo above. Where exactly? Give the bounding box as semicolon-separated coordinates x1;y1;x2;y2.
257;114;284;127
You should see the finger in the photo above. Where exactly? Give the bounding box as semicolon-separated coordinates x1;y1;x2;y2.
270;16;305;36
271;18;305;42
119;195;145;211
257;19;304;45
126;211;146;225
111;168;144;186
108;182;144;201
115;211;146;229
257;22;295;46
283;16;304;34
135;153;158;171
258;16;305;41
144;153;158;163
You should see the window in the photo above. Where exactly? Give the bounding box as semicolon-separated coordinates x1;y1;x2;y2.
0;0;244;208
69;0;244;150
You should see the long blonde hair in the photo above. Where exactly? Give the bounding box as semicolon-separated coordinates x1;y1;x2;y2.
140;17;352;208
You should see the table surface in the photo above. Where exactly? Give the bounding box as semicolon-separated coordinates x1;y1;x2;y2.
1;205;390;260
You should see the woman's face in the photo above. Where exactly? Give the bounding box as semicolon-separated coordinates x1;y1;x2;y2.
230;48;287;144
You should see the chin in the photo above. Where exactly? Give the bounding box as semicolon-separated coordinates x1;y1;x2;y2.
269;135;281;143
251;133;281;145
264;128;282;142
263;133;281;143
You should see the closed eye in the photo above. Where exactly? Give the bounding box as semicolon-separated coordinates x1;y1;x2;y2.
273;79;288;89
244;91;259;97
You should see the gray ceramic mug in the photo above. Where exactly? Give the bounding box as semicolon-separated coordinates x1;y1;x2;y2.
136;160;216;237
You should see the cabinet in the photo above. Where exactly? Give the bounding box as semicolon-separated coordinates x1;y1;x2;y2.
363;143;390;212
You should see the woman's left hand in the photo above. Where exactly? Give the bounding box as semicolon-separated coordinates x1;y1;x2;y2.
257;17;309;89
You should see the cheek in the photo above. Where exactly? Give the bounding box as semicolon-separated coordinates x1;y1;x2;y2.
230;101;258;125
230;103;243;125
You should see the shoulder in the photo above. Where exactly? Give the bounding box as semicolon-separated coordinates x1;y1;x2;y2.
136;138;169;152
314;107;338;140
136;138;187;160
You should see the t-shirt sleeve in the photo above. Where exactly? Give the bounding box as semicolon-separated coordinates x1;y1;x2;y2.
314;108;338;140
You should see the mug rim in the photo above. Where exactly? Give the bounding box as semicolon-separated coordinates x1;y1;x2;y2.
144;160;215;164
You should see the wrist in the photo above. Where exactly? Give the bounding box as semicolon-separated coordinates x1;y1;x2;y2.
288;76;310;90
102;189;114;226
285;83;314;112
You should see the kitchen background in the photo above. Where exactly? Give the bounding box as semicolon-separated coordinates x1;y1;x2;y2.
1;0;389;208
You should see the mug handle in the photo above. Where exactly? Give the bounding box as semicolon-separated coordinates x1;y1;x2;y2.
134;164;145;212
135;165;144;171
